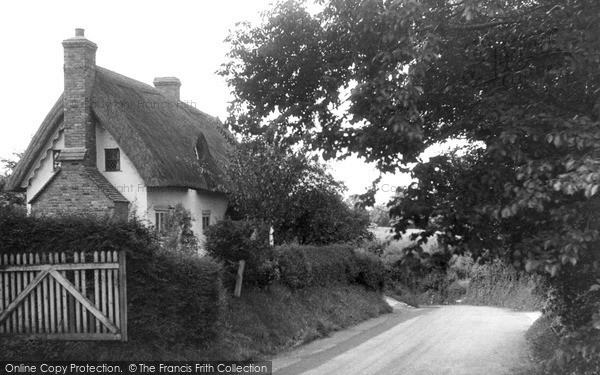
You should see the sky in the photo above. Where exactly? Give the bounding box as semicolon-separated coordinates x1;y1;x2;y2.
0;0;416;204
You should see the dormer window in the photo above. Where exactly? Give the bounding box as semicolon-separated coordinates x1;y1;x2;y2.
105;148;120;171
194;133;209;161
52;150;61;171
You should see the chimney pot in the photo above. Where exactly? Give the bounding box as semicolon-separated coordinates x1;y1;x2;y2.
153;77;182;101
75;28;85;37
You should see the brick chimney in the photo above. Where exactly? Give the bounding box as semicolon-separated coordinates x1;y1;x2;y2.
153;77;181;100
62;28;97;165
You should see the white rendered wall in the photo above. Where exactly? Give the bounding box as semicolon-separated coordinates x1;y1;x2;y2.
187;189;229;243
96;125;147;221
147;187;228;244
25;130;65;212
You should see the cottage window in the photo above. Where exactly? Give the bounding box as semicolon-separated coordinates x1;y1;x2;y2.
105;148;120;171
52;150;61;171
155;211;168;232
202;210;211;232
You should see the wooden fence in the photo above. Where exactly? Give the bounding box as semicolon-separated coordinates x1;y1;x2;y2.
0;251;127;341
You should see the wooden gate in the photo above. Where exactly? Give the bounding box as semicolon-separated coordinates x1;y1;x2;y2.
0;251;127;341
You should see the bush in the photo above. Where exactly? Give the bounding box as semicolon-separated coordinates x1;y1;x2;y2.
384;247;478;306
276;246;314;289
204;219;278;287
157;204;199;255
0;208;224;347
128;249;223;345
276;244;385;291
358;239;388;257
282;191;375;245
277;244;354;288
353;250;386;291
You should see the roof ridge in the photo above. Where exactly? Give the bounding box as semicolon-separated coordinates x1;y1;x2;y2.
95;66;157;93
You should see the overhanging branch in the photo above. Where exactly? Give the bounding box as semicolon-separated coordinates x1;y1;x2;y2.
446;20;518;30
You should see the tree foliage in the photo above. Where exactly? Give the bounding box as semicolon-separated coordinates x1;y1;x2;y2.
224;139;372;244
221;0;600;369
370;204;392;227
1;153;25;208
157;204;199;255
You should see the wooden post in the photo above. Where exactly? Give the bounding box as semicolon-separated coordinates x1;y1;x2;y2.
118;251;128;342
234;260;245;298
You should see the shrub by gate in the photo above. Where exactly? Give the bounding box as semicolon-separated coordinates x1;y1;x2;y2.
0;251;127;341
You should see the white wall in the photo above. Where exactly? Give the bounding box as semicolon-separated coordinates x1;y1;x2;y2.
147;187;228;244
25;123;228;246
25;129;65;210
96;125;147;221
187;189;229;242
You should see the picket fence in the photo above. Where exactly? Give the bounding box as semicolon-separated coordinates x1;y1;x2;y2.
0;250;127;341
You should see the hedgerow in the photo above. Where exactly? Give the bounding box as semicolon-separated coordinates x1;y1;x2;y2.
205;220;386;292
204;219;278;287
276;244;385;291
0;207;224;346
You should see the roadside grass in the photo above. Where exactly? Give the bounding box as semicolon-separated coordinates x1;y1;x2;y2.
526;314;561;362
370;227;546;310
512;314;564;375
517;314;600;375
214;284;392;359
462;260;546;311
0;284;391;361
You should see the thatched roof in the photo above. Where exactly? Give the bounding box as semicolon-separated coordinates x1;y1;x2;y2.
5;95;64;193
6;66;235;193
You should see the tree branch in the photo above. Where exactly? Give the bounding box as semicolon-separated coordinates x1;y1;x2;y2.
446;20;518;30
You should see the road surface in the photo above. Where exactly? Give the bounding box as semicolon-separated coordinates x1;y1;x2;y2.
272;302;540;375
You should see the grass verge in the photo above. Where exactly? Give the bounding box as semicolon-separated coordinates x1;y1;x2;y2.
204;284;392;360
462;260;546;311
0;284;391;360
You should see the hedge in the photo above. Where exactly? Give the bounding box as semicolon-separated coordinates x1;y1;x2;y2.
204;219;278;287
0;208;224;345
205;220;386;292
276;244;385;291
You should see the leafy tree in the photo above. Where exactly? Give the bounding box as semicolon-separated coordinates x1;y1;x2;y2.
283;187;373;244
221;0;600;369
370;204;391;227
225;139;371;244
1;153;25;207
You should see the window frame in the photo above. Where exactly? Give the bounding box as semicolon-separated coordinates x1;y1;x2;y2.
104;148;121;172
52;149;61;172
202;210;211;232
155;210;168;232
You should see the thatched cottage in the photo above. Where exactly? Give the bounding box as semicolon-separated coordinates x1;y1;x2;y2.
5;29;234;239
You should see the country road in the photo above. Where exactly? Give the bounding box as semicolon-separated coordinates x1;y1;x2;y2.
272;303;541;375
